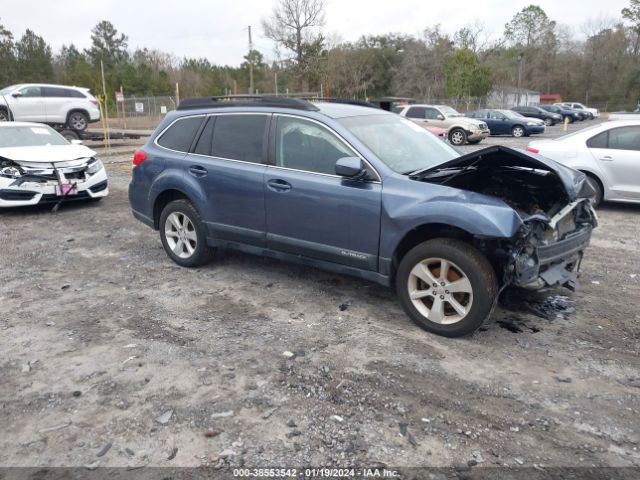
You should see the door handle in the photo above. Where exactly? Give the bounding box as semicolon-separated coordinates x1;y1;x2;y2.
189;165;208;177
267;179;292;192
599;156;614;162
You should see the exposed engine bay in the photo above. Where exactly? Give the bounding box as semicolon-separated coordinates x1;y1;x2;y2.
413;146;598;291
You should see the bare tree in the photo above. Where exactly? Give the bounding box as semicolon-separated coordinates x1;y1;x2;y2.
262;0;325;91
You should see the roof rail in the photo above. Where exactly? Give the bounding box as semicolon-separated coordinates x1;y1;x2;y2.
304;97;381;109
177;95;319;111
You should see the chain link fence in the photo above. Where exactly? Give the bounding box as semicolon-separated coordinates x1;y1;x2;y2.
108;95;177;131
102;94;636;132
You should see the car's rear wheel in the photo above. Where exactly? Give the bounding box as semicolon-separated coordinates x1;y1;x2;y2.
67;111;89;131
159;199;215;267
449;128;467;146
396;238;498;337
512;125;525;137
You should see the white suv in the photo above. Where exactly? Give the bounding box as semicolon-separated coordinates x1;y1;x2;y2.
0;84;100;131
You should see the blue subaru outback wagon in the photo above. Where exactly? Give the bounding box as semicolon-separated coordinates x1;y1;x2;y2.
129;96;597;337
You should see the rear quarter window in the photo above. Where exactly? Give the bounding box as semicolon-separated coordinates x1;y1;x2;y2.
157;116;204;152
586;131;608;149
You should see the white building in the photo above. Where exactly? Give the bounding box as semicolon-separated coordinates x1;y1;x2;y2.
487;86;541;108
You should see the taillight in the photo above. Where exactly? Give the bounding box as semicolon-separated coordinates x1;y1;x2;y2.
133;149;147;166
526;147;539;154
90;99;99;106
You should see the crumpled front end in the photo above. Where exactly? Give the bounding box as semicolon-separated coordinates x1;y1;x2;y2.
507;199;597;290
0;157;108;208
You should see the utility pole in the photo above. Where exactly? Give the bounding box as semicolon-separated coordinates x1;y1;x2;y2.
100;60;110;151
248;25;254;95
516;54;523;106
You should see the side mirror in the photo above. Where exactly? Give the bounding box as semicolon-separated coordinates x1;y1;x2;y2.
335;156;366;179
11;92;22;98
70;139;83;145
436;114;444;120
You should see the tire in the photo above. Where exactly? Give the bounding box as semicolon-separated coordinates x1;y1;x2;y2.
0;108;9;122
159;199;215;267
395;238;498;338
59;129;80;142
584;174;603;208
449;128;467;146
543;118;553;126
67;111;89;131
511;125;525;137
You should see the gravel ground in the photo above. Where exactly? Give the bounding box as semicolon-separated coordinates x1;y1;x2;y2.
1;119;639;475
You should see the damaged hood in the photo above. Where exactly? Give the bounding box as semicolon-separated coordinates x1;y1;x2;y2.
418;145;592;201
0;144;96;164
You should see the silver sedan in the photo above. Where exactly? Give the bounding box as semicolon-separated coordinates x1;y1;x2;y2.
527;120;640;206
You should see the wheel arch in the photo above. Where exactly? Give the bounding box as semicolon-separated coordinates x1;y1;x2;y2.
152;189;192;229
390;223;493;284
66;108;90;124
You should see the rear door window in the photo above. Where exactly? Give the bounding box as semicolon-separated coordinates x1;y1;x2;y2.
586;131;608;149
406;106;426;119
210;114;268;163
608;126;640;151
157;116;204;152
42;87;68;97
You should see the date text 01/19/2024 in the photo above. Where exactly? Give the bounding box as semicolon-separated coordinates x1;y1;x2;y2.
232;468;400;477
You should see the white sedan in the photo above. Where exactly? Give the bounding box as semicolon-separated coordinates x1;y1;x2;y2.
0;122;108;208
527;120;640;206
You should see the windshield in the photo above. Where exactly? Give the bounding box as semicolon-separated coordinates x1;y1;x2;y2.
0;125;69;147
338;114;459;174
439;106;463;117
0;85;18;96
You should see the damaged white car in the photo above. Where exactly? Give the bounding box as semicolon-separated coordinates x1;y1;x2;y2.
0;123;108;208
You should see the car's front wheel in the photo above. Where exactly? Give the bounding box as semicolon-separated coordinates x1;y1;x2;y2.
159;199;215;267
449;128;467;146
512;125;525;137
544;118;553;126
396;238;498;337
0;108;10;122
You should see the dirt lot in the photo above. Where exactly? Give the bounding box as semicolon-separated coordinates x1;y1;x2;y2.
1;120;640;476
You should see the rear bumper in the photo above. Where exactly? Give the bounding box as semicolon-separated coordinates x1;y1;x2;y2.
525;125;546;134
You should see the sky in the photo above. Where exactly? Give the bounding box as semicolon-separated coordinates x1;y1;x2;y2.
0;0;630;66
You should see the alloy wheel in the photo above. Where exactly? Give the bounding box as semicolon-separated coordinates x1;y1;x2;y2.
407;257;474;325
450;131;464;145
544;118;552;126
164;212;198;259
69;113;87;130
512;127;524;137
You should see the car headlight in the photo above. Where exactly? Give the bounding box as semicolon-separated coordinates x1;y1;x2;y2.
86;159;104;175
526;122;537;126
0;161;22;178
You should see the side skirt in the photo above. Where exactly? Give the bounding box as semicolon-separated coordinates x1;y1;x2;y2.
206;237;390;287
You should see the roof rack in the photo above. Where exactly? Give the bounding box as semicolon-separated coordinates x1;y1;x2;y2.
303;97;381;109
177;95;319;111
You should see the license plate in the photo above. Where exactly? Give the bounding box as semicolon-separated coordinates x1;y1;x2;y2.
56;184;77;196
